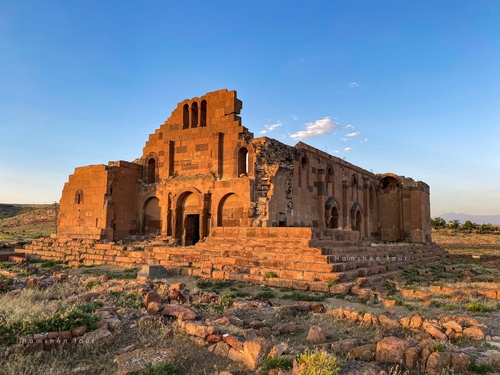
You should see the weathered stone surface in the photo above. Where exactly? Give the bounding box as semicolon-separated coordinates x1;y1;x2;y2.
243;339;272;370
331;338;360;354
136;265;168;280
71;326;88;337
306;326;326;343
115;349;174;374
450;353;471;371
378;315;400;330
375;336;410;364
423;323;447;340
161;305;197;321
463;326;485;340
223;334;244;352
144;291;161;307
272;322;297;334
426;352;451;375
347;343;377;361
405;346;421;368
442;320;463;333
409;314;423;329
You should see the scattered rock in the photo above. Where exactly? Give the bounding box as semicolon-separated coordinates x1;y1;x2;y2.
306;326;326;343
375;336;410;364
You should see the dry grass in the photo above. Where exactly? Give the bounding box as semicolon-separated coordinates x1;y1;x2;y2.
0;281;86;323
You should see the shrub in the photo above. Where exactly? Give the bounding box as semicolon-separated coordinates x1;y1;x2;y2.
327;279;338;287
282;292;325;302
465;302;494;313
295;350;341;375
257;291;275;299
111;291;143;309
264;272;278;279
470;355;494;374
262;355;292;375
430;343;445;352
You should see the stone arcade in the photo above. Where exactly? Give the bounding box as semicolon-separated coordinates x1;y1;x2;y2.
25;89;446;286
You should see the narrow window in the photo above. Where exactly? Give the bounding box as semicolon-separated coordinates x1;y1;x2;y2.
75;189;83;204
191;102;198;128
200;100;207;127
182;104;189;129
147;158;156;184
238;147;248;176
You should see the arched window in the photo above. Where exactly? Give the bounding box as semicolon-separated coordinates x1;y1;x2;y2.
75;189;84;204
147;158;156;184
200;100;207;127
237;147;248;176
182;104;189;129
191;102;198;128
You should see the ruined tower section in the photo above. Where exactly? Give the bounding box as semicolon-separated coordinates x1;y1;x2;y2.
135;89;256;244
58;162;141;240
377;174;431;243
58;165;110;239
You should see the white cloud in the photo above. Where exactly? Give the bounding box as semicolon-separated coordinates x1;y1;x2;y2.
344;147;353;151
346;131;360;137
289;117;340;140
260;122;283;135
291;115;298;121
345;124;353;129
340;137;348;141
333;150;339;153
350;82;360;87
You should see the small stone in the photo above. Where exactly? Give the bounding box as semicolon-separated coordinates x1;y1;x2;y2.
306;326;326;343
426;352;451;375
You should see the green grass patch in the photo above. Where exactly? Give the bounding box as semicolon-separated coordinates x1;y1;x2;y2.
264;272;278;279
0;306;99;346
257;291;275;299
262;355;292;375
465;302;495;313
281;292;325;302
111;291;143;309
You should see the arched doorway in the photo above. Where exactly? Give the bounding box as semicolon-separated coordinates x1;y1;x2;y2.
143;197;161;235
330;207;339;229
218;193;244;227
355;210;362;232
176;192;201;246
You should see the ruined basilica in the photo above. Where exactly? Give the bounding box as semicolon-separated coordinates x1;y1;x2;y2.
57;89;431;245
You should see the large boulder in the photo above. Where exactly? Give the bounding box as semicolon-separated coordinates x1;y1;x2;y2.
375;336;410;364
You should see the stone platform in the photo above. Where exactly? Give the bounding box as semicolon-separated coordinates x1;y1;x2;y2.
21;227;448;290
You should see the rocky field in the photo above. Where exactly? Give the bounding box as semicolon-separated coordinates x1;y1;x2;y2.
1;242;500;375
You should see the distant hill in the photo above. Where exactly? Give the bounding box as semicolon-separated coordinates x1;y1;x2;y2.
438;212;500;225
0;203;57;239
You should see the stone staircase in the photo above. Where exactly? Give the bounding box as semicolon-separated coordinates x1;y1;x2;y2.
21;227;448;290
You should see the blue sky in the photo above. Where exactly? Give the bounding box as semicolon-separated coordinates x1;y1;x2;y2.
1;1;499;217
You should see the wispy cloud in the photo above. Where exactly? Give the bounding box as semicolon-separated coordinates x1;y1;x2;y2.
344;147;353;152
349;82;360;87
340;138;348;142
333;150;339;154
346;131;360;137
345;124;353;129
260;122;283;135
289;117;340;140
291;115;298;121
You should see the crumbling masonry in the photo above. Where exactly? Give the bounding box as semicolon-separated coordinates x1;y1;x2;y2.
24;89;446;287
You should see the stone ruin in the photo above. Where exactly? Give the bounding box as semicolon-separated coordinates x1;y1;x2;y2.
23;89;447;287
